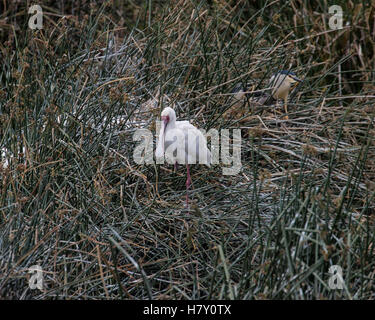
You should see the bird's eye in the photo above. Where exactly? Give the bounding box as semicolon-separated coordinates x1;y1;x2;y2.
161;115;170;122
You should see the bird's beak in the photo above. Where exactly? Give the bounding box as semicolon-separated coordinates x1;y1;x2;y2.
289;76;302;89
161;115;169;126
156;116;168;158
161;116;169;137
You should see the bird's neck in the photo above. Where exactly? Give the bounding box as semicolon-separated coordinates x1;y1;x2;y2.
167;120;176;129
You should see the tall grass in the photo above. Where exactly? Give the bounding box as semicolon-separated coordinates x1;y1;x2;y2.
0;0;374;299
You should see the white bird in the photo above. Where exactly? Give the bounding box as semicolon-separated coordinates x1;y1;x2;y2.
155;107;211;207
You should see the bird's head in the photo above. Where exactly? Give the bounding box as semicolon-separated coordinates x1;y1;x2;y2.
160;107;176;126
269;70;302;99
278;70;302;89
231;83;249;100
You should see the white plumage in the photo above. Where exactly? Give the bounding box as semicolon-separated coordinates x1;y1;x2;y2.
155;107;211;207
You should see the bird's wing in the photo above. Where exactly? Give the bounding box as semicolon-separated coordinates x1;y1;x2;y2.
176;120;195;130
182;125;211;166
161;121;211;166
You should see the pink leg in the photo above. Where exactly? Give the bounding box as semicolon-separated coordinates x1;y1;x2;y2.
186;164;191;207
174;162;178;172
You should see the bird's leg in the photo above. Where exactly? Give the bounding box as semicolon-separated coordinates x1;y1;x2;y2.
273;103;278;120
185;164;191;207
273;101;283;122
174;162;178;173
283;96;289;120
